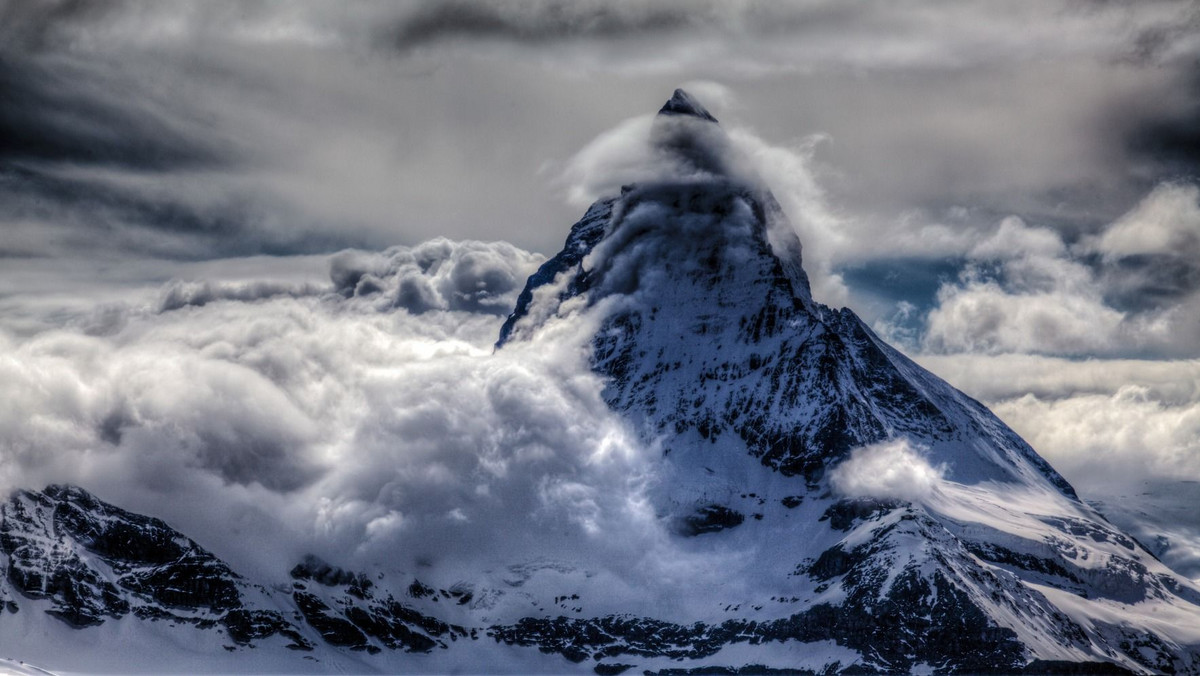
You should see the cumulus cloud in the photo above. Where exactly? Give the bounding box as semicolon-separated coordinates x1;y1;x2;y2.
828;439;946;504
920;186;1200;358
1087;183;1200;261
915;353;1200;406
0;243;704;596
156;279;326;312
330;238;545;315
915;353;1200;491
923;216;1120;355
913;350;1200;572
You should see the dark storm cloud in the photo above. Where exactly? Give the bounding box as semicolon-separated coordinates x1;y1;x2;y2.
0;0;124;52
1125;5;1200;65
0;52;227;172
1;0;1198;268
1124;71;1200;181
1099;254;1200;312
0;168;365;260
0;47;273;260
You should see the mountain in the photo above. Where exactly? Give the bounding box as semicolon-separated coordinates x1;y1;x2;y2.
5;90;1200;674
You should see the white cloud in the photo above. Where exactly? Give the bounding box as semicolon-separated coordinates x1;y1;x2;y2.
728;127;852;306
923;280;1123;355
915;352;1200;537
992;387;1200;490
923;217;1122;355
828;439;945;503
969;216;1067;264
921;189;1200;358
0;245;700;594
330;238;545;315
558;115;674;209
1085;183;1200;261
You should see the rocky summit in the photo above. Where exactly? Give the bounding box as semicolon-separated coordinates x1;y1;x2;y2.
4;91;1200;674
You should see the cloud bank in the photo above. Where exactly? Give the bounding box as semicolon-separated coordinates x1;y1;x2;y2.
829;439;946;504
919;183;1200;359
0;239;768;613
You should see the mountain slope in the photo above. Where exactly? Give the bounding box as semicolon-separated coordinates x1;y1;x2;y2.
491;89;1200;673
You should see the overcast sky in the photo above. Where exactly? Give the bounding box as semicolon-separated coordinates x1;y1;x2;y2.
3;0;1200;579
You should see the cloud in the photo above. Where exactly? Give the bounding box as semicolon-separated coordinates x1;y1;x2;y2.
991;388;1200;490
330;238;545;315
1080;184;1200;317
3;1;1198;268
385;1;706;49
727;127;851;306
0;244;690;592
913;351;1200;557
557;111;734;211
0;52;226;172
922;217;1122;356
920;188;1200;358
156;279;326;312
3;0;1200;603
1086;183;1200;261
828;438;945;503
915;353;1200;406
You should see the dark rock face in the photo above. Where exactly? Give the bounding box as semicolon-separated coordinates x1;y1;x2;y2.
658;88;719;123
291;554;373;598
290;556;471;654
222;609;312;649
497;196;615;348
0;485;304;644
492;574;1026;674
0;485;243;623
0;483;1175;673
489;506;1109;674
677;504;745;536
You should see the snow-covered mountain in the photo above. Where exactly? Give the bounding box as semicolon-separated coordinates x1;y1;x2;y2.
5;90;1200;674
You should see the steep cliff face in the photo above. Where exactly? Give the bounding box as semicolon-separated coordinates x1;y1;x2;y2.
3;91;1200;675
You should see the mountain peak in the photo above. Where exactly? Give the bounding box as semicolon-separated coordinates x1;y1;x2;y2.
657;88;718;123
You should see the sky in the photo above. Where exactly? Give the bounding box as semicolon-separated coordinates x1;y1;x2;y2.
3;0;1200;580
